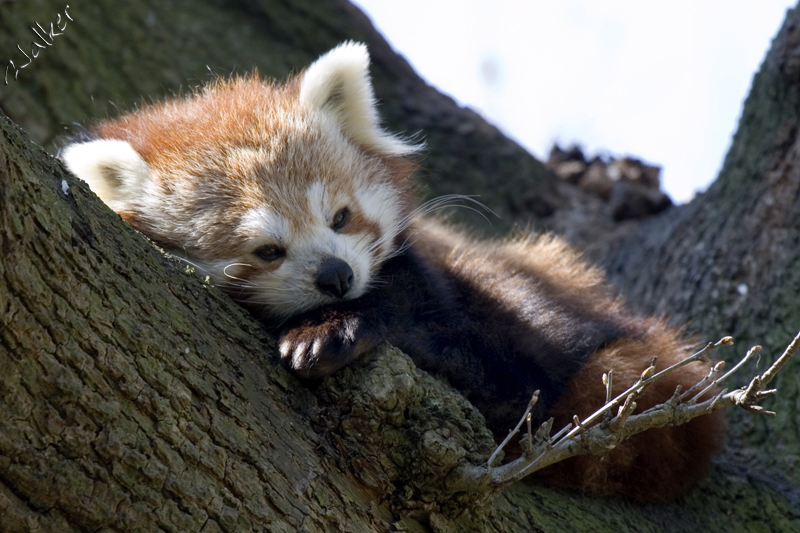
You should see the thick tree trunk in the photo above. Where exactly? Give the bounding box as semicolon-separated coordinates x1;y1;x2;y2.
0;113;394;532
2;1;800;532
604;4;800;492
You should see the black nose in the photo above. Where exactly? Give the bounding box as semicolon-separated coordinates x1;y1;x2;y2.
316;257;354;298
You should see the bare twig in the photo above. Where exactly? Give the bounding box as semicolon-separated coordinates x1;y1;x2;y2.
487;390;539;466
609;393;637;432
525;413;533;457
678;360;724;401
759;330;800;386
602;371;614;424
533;418;555;446
546;342;714;453
447;332;798;495
691;346;760;402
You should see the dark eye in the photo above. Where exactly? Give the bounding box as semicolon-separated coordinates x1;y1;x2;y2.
332;208;349;231
253;244;285;262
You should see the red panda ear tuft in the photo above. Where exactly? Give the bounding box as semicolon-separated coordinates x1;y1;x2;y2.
60;139;151;211
299;41;422;156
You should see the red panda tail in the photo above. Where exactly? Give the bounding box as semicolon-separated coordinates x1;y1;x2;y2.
538;320;726;500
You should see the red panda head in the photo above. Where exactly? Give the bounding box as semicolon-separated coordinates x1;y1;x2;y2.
61;42;421;319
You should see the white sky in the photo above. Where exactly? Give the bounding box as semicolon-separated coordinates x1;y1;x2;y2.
351;1;796;203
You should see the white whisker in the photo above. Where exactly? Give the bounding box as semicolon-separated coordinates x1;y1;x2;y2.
222;262;253;281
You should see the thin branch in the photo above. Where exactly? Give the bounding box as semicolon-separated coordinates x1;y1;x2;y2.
551;339;729;452
486;391;539;466
678;360;723;401
447;332;798;495
691;345;760;402
760;329;800;386
609;393;637;432
524;413;532;456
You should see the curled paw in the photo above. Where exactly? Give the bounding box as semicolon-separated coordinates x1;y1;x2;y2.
278;317;358;378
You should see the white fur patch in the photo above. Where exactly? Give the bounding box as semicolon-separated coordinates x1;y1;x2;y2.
305;182;329;225
300;42;420;156
240;207;289;243
357;182;401;250
60;139;150;209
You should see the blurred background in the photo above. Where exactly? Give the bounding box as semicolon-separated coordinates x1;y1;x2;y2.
351;0;795;203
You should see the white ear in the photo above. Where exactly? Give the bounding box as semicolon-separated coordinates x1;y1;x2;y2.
299;42;420;156
60;139;151;209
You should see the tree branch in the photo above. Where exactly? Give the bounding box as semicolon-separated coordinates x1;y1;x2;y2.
447;331;800;494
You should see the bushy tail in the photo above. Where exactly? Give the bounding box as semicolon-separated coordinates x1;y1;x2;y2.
538;320;726;500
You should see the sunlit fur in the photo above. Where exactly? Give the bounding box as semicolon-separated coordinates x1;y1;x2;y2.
61;43;418;319
59;139;150;211
61;43;724;500
299;42;420;157
411;221;724;499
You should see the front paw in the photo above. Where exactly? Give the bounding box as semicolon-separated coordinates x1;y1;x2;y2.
278;317;358;378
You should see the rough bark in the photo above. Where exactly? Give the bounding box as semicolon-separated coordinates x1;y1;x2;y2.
2;1;800;532
0;111;382;531
604;3;800;493
0;110;505;531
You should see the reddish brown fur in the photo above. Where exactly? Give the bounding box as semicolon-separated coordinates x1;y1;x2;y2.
540;323;725;499
95;75;304;173
379;154;421;212
415;221;724;499
338;206;381;242
416;220;628;323
92;75;417;264
95;75;414;199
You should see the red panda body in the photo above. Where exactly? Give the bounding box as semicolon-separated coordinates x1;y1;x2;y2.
61;43;724;500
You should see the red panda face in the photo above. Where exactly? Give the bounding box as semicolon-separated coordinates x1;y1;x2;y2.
185;129;408;318
61;43;420;319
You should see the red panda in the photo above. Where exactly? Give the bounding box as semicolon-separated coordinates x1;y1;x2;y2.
60;42;724;500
